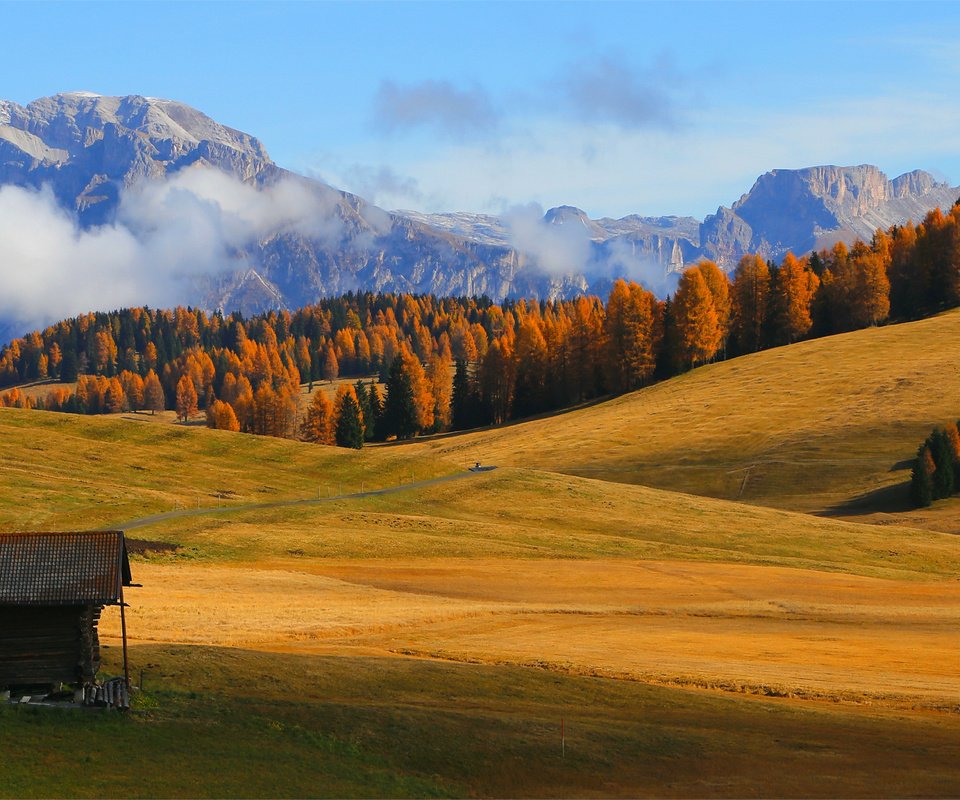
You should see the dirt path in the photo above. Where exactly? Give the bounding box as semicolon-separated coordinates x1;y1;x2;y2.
113;468;494;531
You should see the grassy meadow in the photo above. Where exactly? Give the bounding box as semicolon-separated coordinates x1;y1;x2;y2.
0;406;454;532
3;312;960;796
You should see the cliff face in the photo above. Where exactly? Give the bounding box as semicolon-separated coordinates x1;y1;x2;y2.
700;165;959;265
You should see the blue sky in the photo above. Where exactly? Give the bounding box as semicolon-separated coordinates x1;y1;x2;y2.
4;1;960;218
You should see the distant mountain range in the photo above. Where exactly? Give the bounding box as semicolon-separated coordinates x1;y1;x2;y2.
1;92;957;322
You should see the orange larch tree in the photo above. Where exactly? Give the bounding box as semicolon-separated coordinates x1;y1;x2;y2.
730;254;770;354
672;267;721;369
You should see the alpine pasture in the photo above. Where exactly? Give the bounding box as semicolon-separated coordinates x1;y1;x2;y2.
3;314;960;797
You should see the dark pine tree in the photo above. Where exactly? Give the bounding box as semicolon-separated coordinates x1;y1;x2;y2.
354;380;369;422
451;358;474;430
365;383;382;441
930;428;955;500
335;393;365;449
654;298;678;381
910;444;934;508
807;250;826;278
380;356;418;440
59;349;79;383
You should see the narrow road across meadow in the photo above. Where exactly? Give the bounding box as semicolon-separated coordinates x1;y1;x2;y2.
113;467;496;532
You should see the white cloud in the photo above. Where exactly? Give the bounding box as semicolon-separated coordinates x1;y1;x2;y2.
0;167;346;336
347;89;960;219
503;202;593;275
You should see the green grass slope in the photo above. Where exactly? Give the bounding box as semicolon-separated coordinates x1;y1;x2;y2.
0;407;455;532
138;468;960;580
4;646;960;799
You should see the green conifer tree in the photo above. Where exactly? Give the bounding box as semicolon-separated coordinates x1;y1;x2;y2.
380;357;418;440
931;428;955;500
365;383;382;441
910;443;935;508
334;393;365;449
451;358;473;430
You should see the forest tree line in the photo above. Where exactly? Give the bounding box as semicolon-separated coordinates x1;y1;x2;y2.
1;203;960;445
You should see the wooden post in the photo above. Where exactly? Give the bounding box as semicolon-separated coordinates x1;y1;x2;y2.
119;589;130;693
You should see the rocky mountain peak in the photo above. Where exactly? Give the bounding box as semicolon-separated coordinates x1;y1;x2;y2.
702;164;957;263
543;205;591;226
543;205;610;240
17;92;271;162
0;93;275;224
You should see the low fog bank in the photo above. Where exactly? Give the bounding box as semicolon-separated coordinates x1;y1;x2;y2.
505;202;680;297
0;166;346;340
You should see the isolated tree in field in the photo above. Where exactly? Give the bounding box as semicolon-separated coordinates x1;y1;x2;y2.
672;267;721;369
949;422;960;492
143;370;165;415
301;390;335;445
910;444;936;508
930;428;955;500
730;254;770;354
175;374;198;422
334;385;364;449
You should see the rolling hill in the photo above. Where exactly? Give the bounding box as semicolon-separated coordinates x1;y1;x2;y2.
4;309;960;796
410;308;960;520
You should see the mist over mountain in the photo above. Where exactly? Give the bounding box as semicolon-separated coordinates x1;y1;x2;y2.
0;92;956;342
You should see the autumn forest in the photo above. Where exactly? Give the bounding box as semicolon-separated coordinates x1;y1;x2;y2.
1;204;959;447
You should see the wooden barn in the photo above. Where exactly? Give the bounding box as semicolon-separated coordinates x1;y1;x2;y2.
0;531;133;698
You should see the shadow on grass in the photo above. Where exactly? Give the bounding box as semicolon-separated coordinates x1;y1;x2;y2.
5;643;960;799
821;479;912;517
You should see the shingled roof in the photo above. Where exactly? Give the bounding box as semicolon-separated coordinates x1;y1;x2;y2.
0;531;131;606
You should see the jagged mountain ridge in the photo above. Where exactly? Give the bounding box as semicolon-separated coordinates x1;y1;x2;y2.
698;165;959;264
0;92;956;322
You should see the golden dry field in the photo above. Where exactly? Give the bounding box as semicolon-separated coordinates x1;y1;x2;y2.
4;312;960;796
